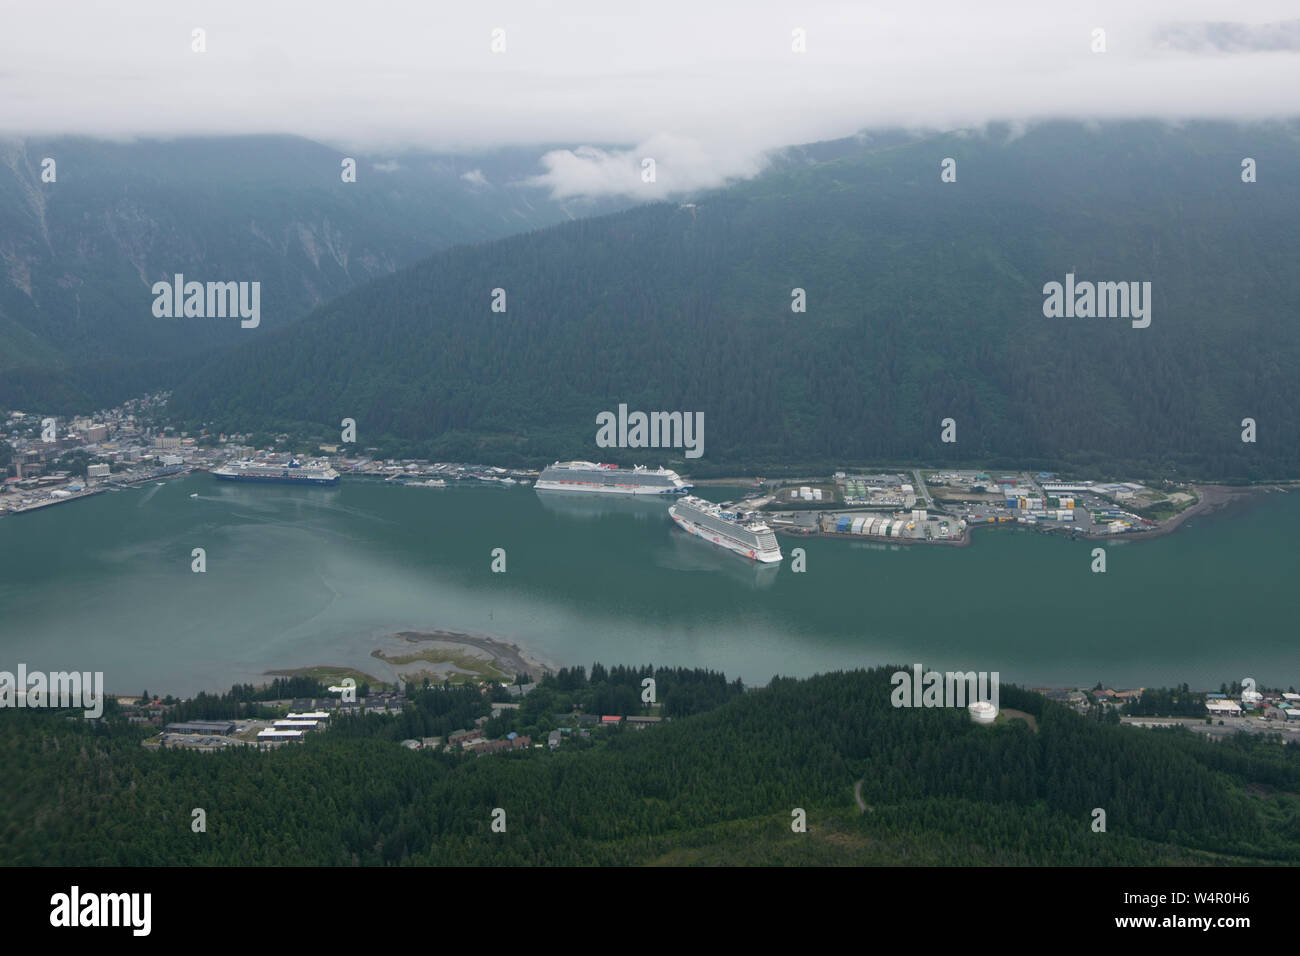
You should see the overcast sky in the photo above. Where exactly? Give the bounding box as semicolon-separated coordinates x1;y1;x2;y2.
2;0;1297;197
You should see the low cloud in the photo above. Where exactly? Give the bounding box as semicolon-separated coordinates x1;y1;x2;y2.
529;135;770;200
0;1;1297;204
460;168;489;187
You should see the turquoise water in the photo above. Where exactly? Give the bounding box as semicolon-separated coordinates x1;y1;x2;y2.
0;475;1295;695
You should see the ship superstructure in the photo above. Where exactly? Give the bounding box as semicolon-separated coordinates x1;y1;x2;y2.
668;495;782;563
535;461;690;495
212;457;340;485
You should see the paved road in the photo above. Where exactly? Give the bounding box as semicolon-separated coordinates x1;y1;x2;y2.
912;469;934;509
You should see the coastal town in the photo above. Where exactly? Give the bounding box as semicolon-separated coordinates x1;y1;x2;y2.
123;672;1300;755
131;677;665;755
0;393;1266;548
0;393;541;515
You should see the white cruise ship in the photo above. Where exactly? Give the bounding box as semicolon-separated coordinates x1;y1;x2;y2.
669;496;782;563
212;457;339;485
535;461;691;495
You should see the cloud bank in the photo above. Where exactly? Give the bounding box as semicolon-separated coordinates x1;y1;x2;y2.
1;0;1297;198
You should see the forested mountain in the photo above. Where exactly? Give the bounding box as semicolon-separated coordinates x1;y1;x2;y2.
0;135;631;409
168;121;1300;479
5;667;1300;866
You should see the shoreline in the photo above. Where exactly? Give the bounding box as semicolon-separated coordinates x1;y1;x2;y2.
1119;483;1269;542
774;483;1282;549
776;526;971;547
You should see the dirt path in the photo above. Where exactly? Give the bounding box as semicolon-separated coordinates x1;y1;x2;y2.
854;779;872;813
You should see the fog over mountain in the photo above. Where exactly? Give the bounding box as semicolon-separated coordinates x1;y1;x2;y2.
2;1;1298;200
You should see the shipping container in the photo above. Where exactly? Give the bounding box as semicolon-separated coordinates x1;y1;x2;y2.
836;516;851;532
851;517;866;534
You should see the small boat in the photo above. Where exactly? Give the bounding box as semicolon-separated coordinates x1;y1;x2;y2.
189;493;199;498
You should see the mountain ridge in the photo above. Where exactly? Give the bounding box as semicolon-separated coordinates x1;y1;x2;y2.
166;120;1300;479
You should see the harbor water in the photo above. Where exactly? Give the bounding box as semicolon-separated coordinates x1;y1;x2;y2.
0;474;1296;695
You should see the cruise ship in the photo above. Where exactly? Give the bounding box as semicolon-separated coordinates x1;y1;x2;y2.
535;461;691;495
669;496;782;563
212;458;340;485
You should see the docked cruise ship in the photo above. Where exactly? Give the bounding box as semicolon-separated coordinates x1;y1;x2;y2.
212;458;340;485
535;461;691;495
669;496;782;563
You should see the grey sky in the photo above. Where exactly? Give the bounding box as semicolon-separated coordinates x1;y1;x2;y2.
2;0;1297;197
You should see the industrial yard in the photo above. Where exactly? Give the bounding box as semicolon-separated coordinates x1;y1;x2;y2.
752;470;1201;545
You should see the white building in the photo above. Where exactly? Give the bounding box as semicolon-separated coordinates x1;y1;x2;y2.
1205;699;1242;716
273;720;321;731
257;729;304;741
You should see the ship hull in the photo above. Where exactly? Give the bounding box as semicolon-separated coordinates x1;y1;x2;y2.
212;473;339;486
670;510;783;563
535;480;689;495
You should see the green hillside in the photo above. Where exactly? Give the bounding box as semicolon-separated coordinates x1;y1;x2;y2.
5;667;1300;866
0;135;631;410
165;121;1300;480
